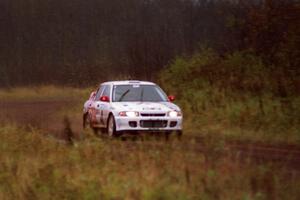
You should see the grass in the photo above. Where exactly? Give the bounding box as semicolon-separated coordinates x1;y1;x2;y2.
0;85;300;199
0;85;92;101
159;49;300;145
0;124;300;200
180;92;300;145
0;84;299;145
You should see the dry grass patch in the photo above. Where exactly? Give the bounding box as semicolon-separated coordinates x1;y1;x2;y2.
0;124;300;199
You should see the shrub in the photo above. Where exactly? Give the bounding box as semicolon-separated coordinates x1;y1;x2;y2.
159;49;300;143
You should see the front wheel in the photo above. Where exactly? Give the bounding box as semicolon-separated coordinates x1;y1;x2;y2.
107;115;120;137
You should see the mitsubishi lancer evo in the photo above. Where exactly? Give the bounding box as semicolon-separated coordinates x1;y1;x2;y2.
83;81;183;137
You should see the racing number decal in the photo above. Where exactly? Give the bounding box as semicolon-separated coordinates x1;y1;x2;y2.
97;104;105;125
89;104;105;125
89;109;95;124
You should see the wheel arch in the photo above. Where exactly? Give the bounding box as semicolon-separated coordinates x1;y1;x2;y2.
106;112;114;127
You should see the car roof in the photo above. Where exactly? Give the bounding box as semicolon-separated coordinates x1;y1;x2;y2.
100;80;156;86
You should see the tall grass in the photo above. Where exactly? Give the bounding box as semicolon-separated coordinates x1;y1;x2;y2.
0;85;299;199
0;124;299;199
159;49;300;144
0;85;92;101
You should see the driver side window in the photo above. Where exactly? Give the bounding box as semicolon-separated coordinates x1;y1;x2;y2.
102;85;111;98
95;86;105;101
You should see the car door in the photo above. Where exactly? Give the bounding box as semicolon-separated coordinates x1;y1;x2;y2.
86;91;96;111
99;84;111;126
90;86;105;125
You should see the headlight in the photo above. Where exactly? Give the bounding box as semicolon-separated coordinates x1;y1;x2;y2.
119;111;139;117
168;111;182;117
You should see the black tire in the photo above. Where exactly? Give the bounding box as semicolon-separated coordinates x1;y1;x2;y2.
107;115;120;137
84;113;100;136
100;128;107;134
83;113;88;129
92;127;100;136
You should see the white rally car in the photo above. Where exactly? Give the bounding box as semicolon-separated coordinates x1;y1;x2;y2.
83;80;182;137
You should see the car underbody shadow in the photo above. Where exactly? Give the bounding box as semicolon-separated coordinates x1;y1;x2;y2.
110;131;182;142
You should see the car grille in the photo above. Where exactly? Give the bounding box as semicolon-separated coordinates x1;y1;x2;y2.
141;113;166;117
140;120;168;128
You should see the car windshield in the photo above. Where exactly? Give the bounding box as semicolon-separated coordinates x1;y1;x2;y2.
112;84;168;102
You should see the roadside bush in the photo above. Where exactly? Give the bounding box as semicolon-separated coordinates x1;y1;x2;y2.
159;49;300;143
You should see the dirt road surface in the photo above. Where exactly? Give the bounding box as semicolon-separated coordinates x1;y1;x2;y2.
1;99;300;171
0;100;80;139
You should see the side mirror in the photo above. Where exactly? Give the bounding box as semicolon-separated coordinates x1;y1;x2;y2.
100;96;110;102
168;95;176;102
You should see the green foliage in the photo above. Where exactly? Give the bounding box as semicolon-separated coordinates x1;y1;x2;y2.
159;49;300;143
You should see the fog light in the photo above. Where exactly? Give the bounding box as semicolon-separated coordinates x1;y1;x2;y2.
170;121;177;127
129;121;137;127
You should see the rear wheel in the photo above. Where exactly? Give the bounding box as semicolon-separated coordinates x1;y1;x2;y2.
92;127;100;136
100;128;106;134
84;113;100;136
83;113;89;129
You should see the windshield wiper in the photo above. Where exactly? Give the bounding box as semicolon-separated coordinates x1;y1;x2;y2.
118;89;130;102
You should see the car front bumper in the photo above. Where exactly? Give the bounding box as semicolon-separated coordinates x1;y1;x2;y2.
114;116;182;132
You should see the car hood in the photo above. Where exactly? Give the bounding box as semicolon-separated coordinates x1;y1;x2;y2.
111;102;181;113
